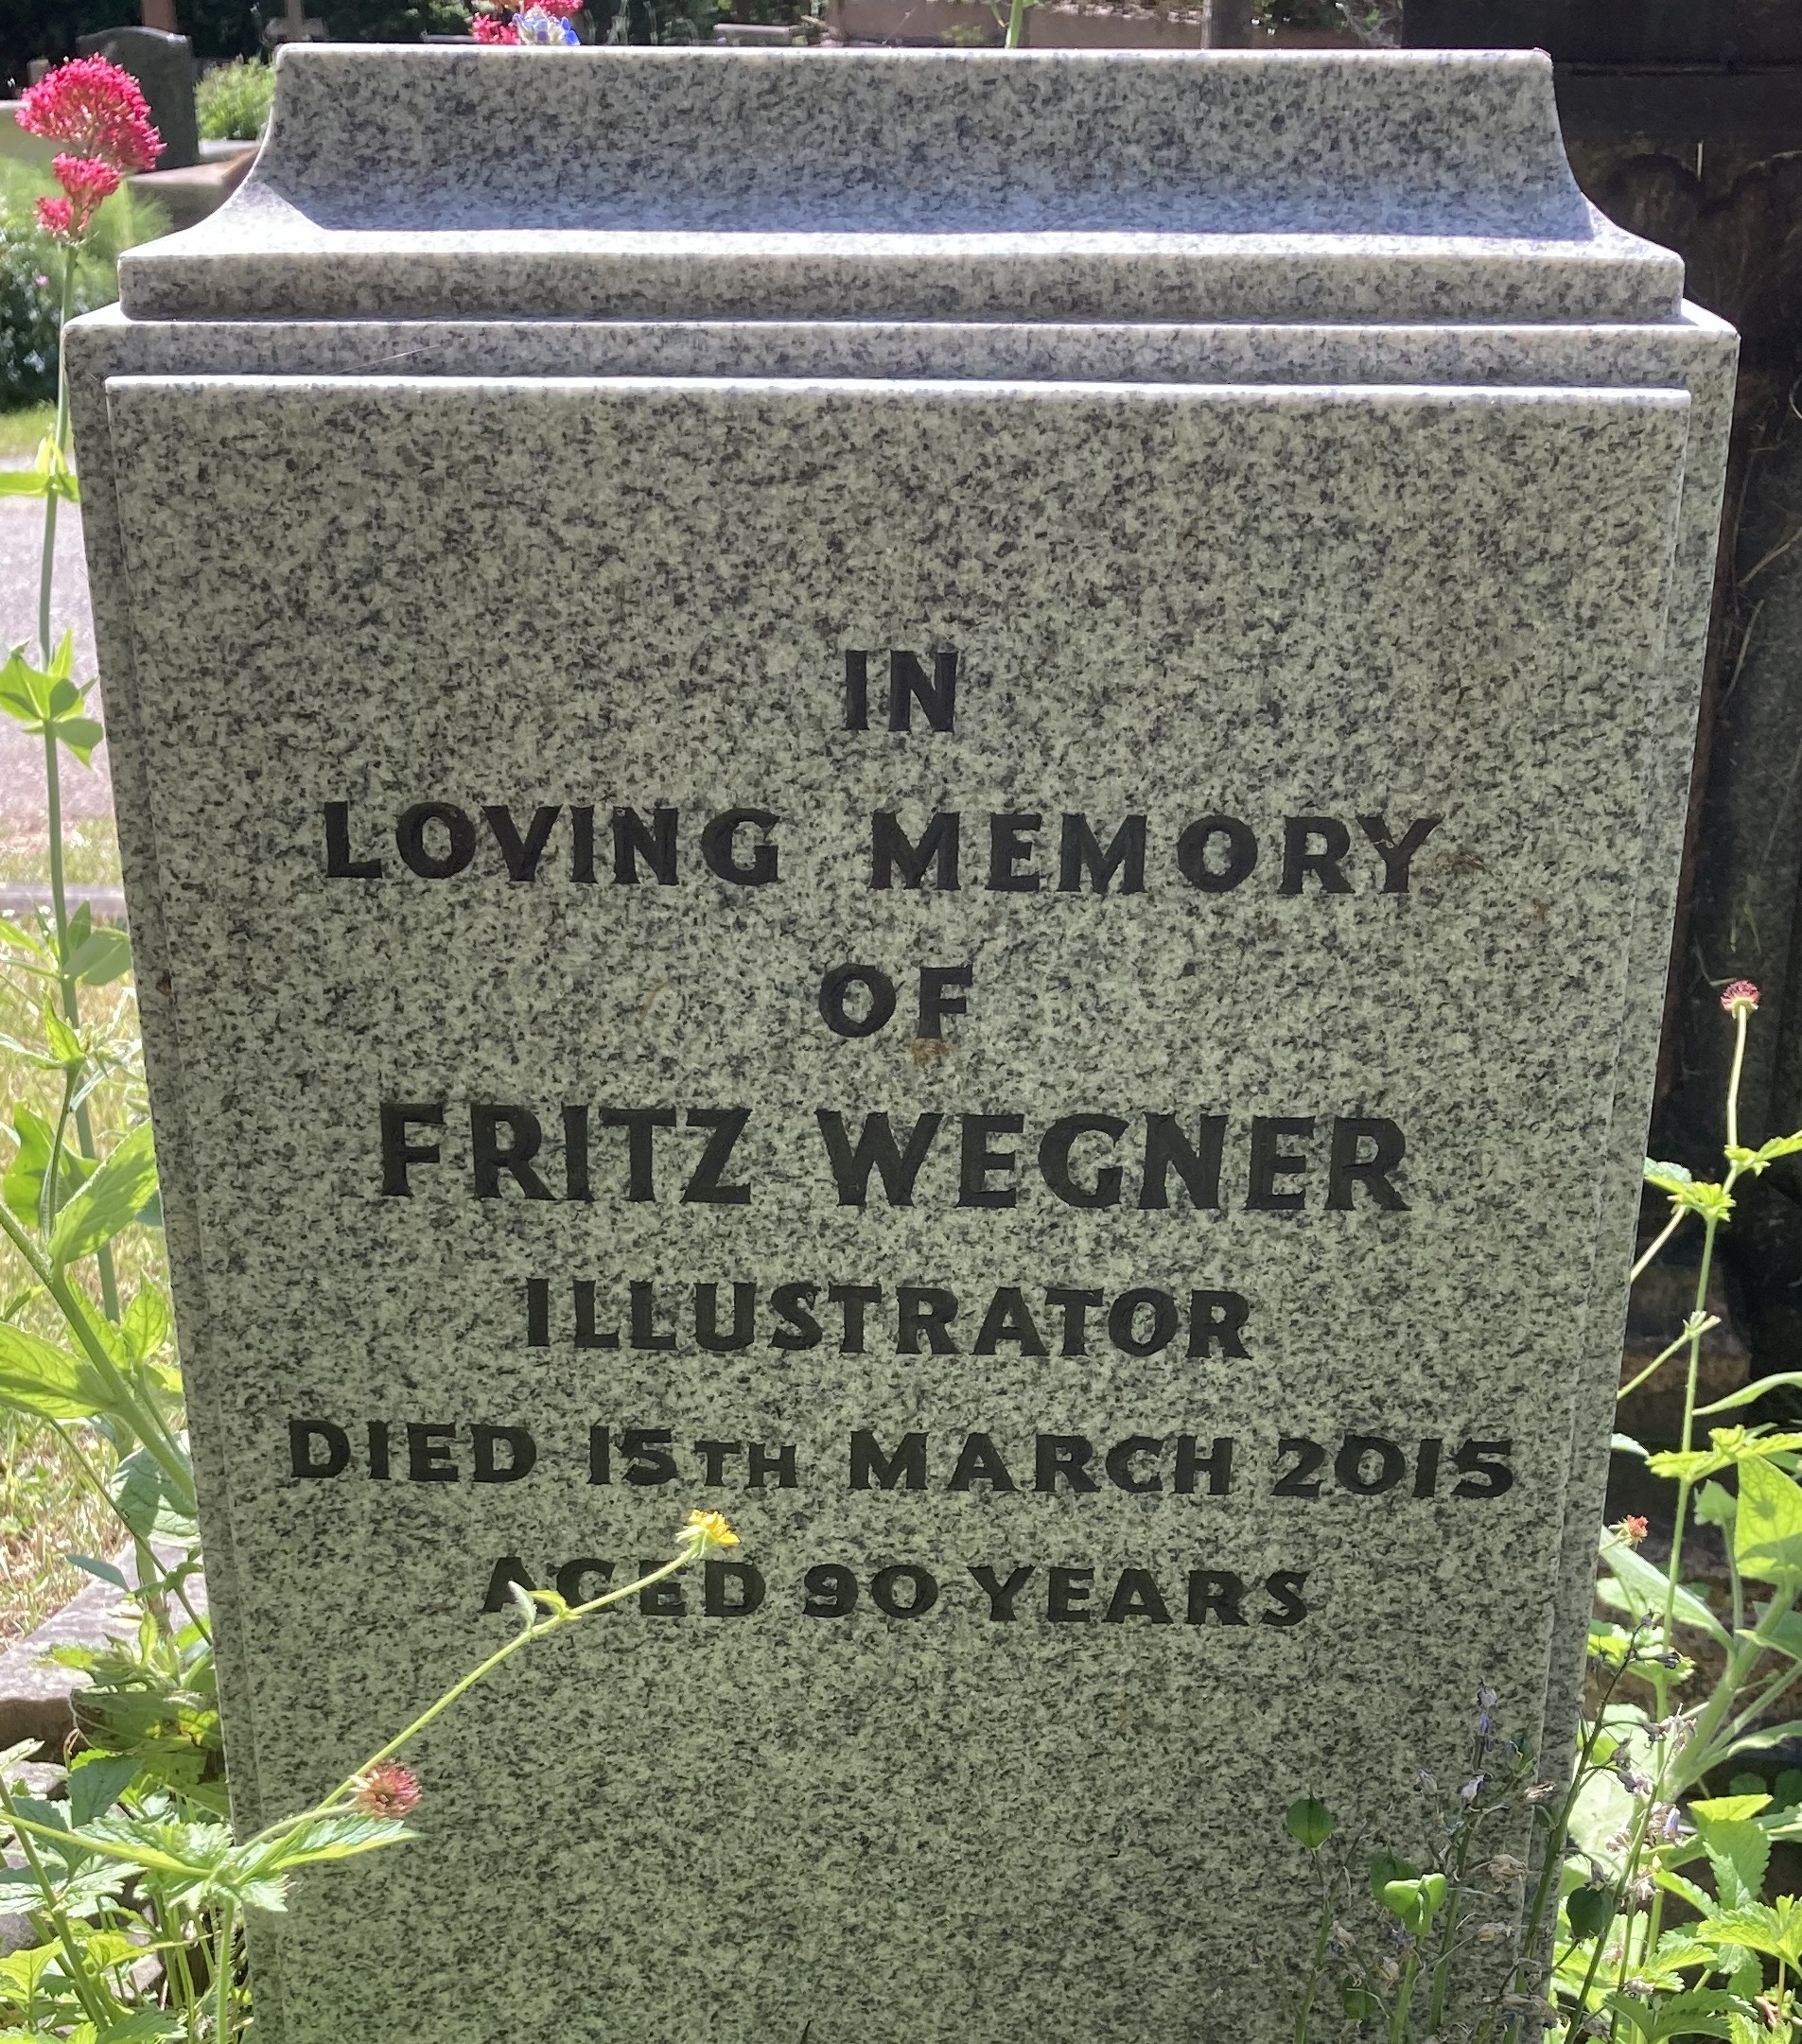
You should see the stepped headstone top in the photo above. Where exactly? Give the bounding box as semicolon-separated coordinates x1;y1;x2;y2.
118;45;1681;322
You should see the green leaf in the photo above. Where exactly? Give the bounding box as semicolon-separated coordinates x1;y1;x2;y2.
3;1104;94;1230
1655;1866;1716;1915
1368;1849;1418;1903
1698;1372;1802;1418
67;1754;137;1828
1728;1723;1802;1758
1602;1532;1729;1644
67;1553;129;1593
0;1943;58;1998
96;2017;183;2042
109;1448;197;1548
1379;1872;1446;1934
48;1122;158;1269
53;716;103;767
1691;1798;1771;1908
43;1008;82;1071
120;1287;168;1365
1697;1480;1739;1527
0;470;50;498
1566;1884;1612;1941
1285;1796;1335;1850
1695;1897;1802;1967
236;1812;411;1878
0;1321;114;1422
1735;1454;1802;1584
1604;1989;1745;2041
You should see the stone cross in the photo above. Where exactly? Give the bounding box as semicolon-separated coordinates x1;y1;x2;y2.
68;45;1735;2042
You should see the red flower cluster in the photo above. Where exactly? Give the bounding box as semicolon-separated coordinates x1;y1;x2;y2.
470;13;521;38
1721;979;1760;1017
16;56;162;246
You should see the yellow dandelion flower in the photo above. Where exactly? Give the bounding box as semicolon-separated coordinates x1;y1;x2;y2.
685;1509;739;1552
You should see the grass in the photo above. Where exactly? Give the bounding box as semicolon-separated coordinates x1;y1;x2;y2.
0;403;56;466
0;942;165;1644
0;1416;119;1645
0;420;156;1647
0;813;124;891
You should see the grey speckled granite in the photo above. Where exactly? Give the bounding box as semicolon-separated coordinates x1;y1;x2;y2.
116;47;1678;323
67;46;1735;2044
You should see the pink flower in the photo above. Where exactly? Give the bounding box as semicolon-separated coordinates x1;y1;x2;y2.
470;12;521;37
1722;980;1760;1016
34;195;75;242
350;1760;420;1819
532;0;585;17
17;57;161;176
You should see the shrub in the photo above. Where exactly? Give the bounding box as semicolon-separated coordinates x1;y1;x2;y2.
196;56;275;142
0;164;166;409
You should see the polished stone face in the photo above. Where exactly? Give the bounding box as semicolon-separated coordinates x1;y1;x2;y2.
70;42;1735;2044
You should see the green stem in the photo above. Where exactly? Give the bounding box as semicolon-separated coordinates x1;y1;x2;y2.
1630;1208;1686;1286
35;253;121;1323
247;1543;706;1851
1293;1867;1335;2044
1662;1188;1739;1651
212;1900;236;2043
0;1195;191;1504
0;1766;117;2033
1617;1319;1715;1405
1004;0;1028;46
1387;1946;1422;2044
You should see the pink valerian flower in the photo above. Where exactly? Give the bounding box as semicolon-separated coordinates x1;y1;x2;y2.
37;153;122;242
530;0;586;17
17;57;160;174
350;1760;420;1819
1722;979;1760;1016
34;196;75;241
470;11;521;36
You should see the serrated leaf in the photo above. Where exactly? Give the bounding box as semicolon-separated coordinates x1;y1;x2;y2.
48;1121;157;1268
1695;1897;1802;1966
1697;1480;1739;1527
1646;1159;1695;1190
96;2016;183;2042
1736;1455;1802;1584
68;1754;137;1828
1692;1801;1771;1908
239;1812;411;1878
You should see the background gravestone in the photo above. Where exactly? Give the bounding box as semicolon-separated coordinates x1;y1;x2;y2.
73;26;200;170
68;46;1735;2043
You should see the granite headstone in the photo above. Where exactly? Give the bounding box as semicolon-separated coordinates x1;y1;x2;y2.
74;26;199;172
68;45;1736;2044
